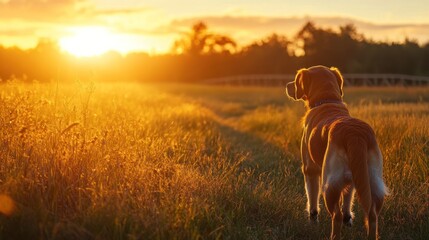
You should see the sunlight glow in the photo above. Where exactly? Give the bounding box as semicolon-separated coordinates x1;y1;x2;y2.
59;27;137;57
0;194;15;216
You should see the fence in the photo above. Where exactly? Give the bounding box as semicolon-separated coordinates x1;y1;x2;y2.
203;74;429;87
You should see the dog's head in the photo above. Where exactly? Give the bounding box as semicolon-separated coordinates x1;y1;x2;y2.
286;65;344;105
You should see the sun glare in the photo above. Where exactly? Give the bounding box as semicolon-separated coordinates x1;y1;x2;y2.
60;27;127;57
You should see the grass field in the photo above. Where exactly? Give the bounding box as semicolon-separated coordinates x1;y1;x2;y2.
0;81;428;239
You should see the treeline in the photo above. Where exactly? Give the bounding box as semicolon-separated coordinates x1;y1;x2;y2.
1;21;429;83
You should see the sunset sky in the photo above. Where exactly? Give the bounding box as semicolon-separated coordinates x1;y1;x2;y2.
1;0;429;56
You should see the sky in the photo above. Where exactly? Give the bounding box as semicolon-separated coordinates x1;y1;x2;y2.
1;0;429;56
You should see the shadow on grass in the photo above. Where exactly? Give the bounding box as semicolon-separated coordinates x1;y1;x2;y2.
204;110;334;239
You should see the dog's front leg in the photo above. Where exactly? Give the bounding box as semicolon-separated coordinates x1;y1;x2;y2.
304;171;320;222
301;137;321;222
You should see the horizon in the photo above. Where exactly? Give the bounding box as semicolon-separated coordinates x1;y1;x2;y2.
1;0;429;57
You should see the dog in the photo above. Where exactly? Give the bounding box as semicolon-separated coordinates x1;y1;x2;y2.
285;66;388;240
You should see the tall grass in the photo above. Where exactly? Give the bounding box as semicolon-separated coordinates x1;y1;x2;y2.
0;81;428;239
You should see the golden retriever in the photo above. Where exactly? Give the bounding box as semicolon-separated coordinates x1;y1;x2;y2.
285;65;388;240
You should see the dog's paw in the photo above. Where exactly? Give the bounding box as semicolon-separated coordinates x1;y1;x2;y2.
309;210;318;223
343;214;353;227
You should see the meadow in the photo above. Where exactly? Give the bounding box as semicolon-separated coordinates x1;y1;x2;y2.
0;80;428;239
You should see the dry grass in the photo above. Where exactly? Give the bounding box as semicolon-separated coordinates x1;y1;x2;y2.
0;81;428;239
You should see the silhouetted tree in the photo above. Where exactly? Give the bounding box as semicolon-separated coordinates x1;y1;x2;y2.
356;38;424;74
29;39;63;81
172;22;237;55
241;33;295;73
296;22;361;71
422;43;429;75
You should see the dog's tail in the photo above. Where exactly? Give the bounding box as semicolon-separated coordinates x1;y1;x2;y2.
346;137;372;217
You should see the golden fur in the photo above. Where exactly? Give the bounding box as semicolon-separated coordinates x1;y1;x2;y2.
286;65;387;240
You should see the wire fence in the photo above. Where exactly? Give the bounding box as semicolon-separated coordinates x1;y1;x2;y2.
203;74;429;87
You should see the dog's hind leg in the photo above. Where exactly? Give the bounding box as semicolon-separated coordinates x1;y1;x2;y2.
367;148;387;240
322;144;346;240
324;181;343;240
368;182;385;240
341;185;355;226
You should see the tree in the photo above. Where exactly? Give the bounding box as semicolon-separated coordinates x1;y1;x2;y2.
295;22;361;70
241;33;295;73
172;22;237;55
28;38;63;81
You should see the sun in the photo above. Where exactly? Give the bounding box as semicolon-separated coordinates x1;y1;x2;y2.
60;27;125;57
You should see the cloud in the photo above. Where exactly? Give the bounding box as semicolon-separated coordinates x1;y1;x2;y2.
0;0;157;25
0;0;165;52
167;15;429;44
94;7;153;16
0;28;35;36
2;9;429;53
93;14;429;51
0;0;91;21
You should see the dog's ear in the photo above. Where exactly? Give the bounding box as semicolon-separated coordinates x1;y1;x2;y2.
330;67;344;96
294;68;308;100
